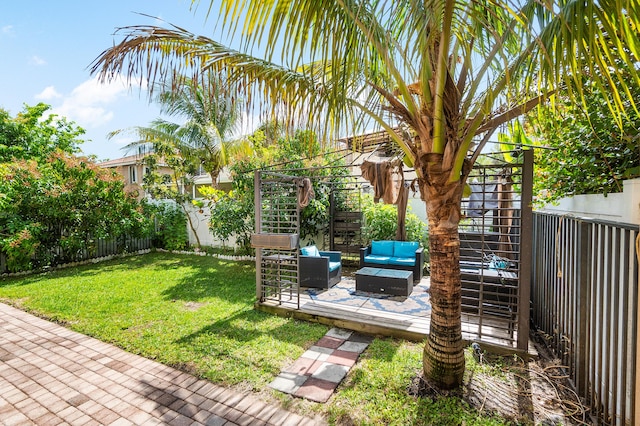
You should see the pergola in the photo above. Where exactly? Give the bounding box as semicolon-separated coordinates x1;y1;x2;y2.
250;135;534;352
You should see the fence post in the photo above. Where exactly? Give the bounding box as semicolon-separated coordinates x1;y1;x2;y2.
517;149;534;351
254;170;263;302
635;231;639;426
575;220;591;396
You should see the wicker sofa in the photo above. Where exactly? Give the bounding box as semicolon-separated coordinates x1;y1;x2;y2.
359;240;424;283
299;245;342;289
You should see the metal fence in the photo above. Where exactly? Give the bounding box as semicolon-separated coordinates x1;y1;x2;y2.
531;212;639;425
0;235;152;275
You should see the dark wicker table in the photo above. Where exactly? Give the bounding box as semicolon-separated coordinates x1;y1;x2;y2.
355;267;414;297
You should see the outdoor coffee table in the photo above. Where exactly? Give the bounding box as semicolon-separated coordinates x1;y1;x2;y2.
355;267;414;297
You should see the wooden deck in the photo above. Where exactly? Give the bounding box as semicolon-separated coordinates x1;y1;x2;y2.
255;277;533;356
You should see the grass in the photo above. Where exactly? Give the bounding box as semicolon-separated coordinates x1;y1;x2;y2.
328;339;508;425
0;251;515;425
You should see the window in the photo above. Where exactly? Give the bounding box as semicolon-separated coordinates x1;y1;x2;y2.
129;166;137;183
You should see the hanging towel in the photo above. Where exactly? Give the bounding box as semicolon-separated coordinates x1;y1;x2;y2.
360;160;402;204
297;177;315;208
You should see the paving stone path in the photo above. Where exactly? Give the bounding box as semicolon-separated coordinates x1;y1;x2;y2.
0;302;323;425
269;328;373;402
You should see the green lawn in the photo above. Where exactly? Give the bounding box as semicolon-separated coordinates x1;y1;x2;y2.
0;252;512;425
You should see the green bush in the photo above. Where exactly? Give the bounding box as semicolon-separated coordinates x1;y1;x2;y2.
206;189;254;252
1;228;39;273
145;202;189;251
1;154;151;271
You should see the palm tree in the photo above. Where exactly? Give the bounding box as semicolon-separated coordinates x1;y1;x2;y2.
110;74;250;248
115;74;243;188
91;1;640;388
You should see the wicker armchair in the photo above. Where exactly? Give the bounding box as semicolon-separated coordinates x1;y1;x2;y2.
299;245;342;289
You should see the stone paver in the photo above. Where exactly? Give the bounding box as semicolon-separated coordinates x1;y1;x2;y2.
0;303;324;425
269;328;373;403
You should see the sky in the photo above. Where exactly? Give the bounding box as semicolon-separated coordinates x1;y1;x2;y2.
1;1;234;161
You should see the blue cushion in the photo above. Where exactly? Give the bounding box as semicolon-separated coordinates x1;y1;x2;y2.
371;240;394;256
393;241;419;258
364;254;390;265
329;261;341;272
301;245;320;257
388;257;416;267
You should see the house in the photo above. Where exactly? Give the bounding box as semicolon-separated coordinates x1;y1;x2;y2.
99;151;235;201
98;153;173;200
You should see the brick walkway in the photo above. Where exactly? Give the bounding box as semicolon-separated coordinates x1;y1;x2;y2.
0;303;324;426
269;328;372;402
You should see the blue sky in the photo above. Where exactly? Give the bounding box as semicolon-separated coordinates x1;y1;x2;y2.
1;1;232;161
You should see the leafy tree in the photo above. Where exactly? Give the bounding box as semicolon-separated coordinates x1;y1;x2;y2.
207;129;351;252
0;104;149;272
204;188;254;252
90;0;640;388
0;103;83;161
529;71;640;204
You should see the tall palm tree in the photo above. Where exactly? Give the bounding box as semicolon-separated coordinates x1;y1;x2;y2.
91;0;640;388
114;74;243;189
111;74;250;248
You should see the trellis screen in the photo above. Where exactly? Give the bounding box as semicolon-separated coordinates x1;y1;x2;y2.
251;171;301;308
459;150;533;350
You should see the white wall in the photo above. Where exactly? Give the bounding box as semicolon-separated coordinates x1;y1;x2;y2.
408;195;427;223
538;178;640;225
184;204;241;249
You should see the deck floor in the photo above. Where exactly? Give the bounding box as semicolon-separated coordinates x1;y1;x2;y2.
256;275;524;352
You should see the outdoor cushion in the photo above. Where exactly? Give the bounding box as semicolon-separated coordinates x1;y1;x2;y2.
388;257;416;267
371;240;394;257
301;245;320;257
364;254;391;265
394;241;419;258
329;261;341;272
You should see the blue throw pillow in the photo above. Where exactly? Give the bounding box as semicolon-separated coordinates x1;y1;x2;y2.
371;240;394;256
394;241;419;258
301;245;320;257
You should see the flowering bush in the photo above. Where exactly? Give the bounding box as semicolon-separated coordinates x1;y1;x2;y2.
0;105;152;272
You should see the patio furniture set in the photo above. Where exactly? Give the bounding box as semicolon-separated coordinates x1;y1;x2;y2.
299;240;425;297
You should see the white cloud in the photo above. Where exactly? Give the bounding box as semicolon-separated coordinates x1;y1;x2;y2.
2;25;14;35
29;55;46;66
35;86;62;100
110;134;137;147
48;75;146;128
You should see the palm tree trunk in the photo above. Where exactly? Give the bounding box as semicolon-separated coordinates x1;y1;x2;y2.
419;164;466;389
209;171;220;189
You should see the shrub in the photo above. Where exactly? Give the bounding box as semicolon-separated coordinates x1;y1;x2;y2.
1;228;39;273
0;153;151;271
361;195;429;254
205;188;254;252
144;202;189;251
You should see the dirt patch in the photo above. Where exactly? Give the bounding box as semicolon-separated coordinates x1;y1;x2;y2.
408;340;593;425
183;301;207;311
